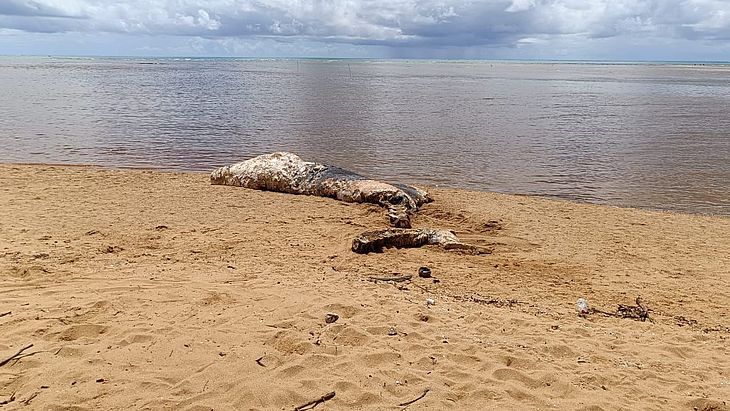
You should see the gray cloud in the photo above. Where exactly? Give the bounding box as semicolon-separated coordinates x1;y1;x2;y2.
1;0;729;56
0;0;86;18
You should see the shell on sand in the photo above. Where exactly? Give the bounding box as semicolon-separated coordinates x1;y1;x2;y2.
211;152;432;228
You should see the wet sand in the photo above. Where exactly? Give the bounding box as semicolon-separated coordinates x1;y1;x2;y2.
0;164;728;410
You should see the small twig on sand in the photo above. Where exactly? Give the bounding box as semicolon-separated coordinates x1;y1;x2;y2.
451;294;518;308
368;275;412;283
0;344;34;367
471;296;518;308
399;388;430;407
0;311;11;318
590;296;651;322
411;283;430;293
589;308;616;317
0;392;16;405
22;392;39;406
255;356;266;367
294;391;335;411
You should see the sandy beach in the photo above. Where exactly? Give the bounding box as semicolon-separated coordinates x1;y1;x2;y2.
0;164;728;410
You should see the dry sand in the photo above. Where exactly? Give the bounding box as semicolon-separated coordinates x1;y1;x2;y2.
0;164;728;410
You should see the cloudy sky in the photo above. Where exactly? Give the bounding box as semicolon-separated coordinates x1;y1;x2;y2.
0;0;729;60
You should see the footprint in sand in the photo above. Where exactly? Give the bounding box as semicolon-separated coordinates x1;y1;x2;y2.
322;303;361;319
492;368;542;389
117;333;154;347
9;264;49;279
268;330;313;355
332;326;371;346
56;324;108;341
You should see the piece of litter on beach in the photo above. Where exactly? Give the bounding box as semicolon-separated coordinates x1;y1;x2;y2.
426;298;436;306
576;298;589;314
325;313;339;324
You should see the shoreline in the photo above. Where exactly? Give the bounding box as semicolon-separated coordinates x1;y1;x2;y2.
2;161;727;219
1;164;728;410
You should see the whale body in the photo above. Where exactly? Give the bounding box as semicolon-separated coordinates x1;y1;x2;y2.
211;152;432;228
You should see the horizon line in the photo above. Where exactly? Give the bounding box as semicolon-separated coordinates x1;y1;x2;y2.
2;54;730;65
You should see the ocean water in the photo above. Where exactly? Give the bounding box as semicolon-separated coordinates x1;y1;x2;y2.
1;57;729;215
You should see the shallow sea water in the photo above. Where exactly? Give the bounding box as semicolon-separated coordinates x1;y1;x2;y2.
1;57;728;215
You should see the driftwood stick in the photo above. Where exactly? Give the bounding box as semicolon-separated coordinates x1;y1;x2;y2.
399;388;430;407
368;275;413;283
294;391;335;411
0;311;11;318
11;352;38;362
0;344;34;367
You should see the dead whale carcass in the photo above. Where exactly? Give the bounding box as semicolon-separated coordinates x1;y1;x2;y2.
210;152;432;228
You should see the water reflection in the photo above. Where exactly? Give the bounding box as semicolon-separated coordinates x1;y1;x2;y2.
0;58;728;215
289;61;379;169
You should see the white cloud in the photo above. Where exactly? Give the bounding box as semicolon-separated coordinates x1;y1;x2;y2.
506;0;536;13
0;0;729;57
